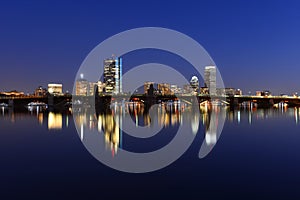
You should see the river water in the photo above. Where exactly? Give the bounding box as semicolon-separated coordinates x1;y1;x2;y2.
0;104;300;199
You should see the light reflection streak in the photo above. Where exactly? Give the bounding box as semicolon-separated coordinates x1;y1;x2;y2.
295;107;298;124
74;101;225;156
48;112;62;130
1;100;300;158
38;113;43;125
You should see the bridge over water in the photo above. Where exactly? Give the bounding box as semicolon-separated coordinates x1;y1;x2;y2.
0;95;72;110
122;94;300;108
1;94;300;109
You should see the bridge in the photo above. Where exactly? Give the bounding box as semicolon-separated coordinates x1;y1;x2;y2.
1;94;300;109
226;95;300;107
120;94;300;108
0;95;72;110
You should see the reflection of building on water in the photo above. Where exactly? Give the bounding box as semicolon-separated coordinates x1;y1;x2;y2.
295;108;298;124
293;107;300;124
95;112;121;155
76;100;300;156
226;106;300;125
38;113;43;125
191;113;199;135
205;106;218;146
25;105;66;129
1;105;7;116
48;112;62;130
157;101;182;127
76;111;121;155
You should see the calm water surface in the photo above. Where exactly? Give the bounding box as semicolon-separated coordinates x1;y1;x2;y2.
1;104;300;199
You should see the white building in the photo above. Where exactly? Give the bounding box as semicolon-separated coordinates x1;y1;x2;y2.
48;83;63;95
204;66;216;95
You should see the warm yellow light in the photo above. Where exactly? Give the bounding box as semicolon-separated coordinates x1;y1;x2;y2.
48;112;62;130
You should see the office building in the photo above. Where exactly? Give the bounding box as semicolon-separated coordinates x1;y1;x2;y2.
103;57;122;94
88;82;98;96
144;82;154;94
34;86;47;97
170;84;178;95
97;81;106;94
158;83;171;95
75;74;88;96
236;89;242;96
204;66;216;95
48;83;63;95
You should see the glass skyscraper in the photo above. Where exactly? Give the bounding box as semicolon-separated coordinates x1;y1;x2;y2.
103;57;122;94
204;66;216;95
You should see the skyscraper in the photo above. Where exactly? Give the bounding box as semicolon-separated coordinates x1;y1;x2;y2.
204;66;216;95
75;74;88;96
144;81;154;94
103;57;122;94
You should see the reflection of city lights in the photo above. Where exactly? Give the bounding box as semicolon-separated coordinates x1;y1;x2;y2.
228;111;234;122
205;110;218;145
66;115;69;127
295;108;298;124
205;131;216;145
73;101;227;157
89;114;94;129
48;112;62;130
98;114;103;133
248;111;252;125
38;113;43;125
80;123;84;141
191;115;199;134
101;114;121;155
11;112;15;123
135;112;138;127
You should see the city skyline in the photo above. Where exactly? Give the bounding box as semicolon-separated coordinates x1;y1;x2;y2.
2;1;300;198
0;77;296;98
0;58;298;97
1;1;300;95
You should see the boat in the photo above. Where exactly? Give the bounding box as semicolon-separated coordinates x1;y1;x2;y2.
27;102;48;112
27;102;47;107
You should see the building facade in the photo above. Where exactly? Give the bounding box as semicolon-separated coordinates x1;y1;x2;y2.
75;74;88;96
103;57;122;94
158;83;171;95
48;83;63;95
34;86;47;97
144;82;155;94
204;66;216;95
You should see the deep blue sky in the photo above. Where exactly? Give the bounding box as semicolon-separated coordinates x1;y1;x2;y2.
0;0;299;95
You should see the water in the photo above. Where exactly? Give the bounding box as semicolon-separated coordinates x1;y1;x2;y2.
1;104;300;199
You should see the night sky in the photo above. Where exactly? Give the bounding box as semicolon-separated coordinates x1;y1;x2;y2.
0;0;299;95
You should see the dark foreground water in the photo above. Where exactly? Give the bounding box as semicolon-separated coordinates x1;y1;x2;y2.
1;105;300;199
